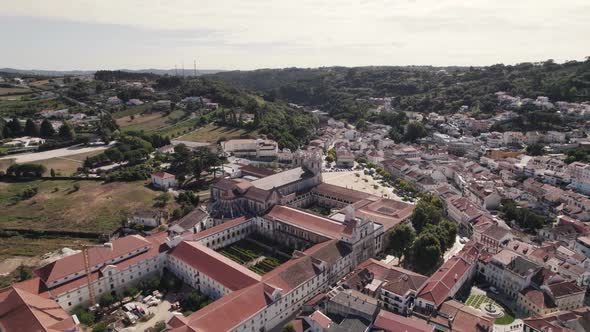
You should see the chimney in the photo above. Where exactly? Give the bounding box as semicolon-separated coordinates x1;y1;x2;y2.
103;243;113;250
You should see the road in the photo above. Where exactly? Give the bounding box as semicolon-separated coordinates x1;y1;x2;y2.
443;235;465;261
0;143;114;163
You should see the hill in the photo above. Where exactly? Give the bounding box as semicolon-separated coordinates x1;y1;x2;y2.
207;59;590;121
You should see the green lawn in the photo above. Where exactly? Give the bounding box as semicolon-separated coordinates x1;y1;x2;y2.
118;109;190;134
178;124;258;143
0;180;171;233
464;293;515;325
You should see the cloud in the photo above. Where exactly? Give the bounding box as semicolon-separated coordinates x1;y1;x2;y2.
0;0;588;69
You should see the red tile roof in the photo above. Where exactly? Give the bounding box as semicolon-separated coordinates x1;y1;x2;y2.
168;241;261;291
151;171;175;179
0;286;79;332
373;310;434;332
191;216;248;241
266;205;345;239
35;235;152;285
416;256;472;306
171;282;273;332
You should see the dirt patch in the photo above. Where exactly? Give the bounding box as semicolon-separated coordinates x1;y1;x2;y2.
0;256;40;276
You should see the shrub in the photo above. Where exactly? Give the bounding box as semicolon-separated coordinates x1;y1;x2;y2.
99;292;116;307
154;321;166;332
92;322;108;332
71;305;95;325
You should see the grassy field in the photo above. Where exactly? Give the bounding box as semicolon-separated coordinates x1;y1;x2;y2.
0;97;69;117
112;104;151;119
0;87;32;96
465;293;515;325
0;235;95;261
156;118;200;138
0;150;104;176
0;179;170;233
117;110;189;133
178;124;258;143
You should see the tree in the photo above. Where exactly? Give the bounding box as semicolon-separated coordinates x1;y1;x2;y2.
411;232;442;273
154;321;166;332
181;291;206;312
410;199;442;233
58;121;76;141
17;265;33;281
50;168;56;177
282;323;296;332
7;163;47;177
154;192;171;207
7;117;22;137
177;191;199;207
40;119;56;138
403;121;427;142
71;305;95;325
105;148;124;163
437;220;458;251
386;224;415;261
355;119;368;131
526;144;545;156
92;323;108;332
24;119;40;137
99;292;116;307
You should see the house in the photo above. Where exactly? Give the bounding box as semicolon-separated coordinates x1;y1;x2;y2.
0;283;80;332
221;139;279;160
415;246;478;314
426;300;494;332
336;148;355;168
151;171;177;190
371;310;434;332
340;258;428;316
126;98;144;106
168;207;210;235
129;210;165;228
157;144;175;154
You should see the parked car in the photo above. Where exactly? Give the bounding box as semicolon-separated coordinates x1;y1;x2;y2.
490;286;499;295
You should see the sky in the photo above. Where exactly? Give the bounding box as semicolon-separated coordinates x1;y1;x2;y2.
0;0;589;71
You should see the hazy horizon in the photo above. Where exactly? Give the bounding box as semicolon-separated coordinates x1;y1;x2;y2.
1;0;589;71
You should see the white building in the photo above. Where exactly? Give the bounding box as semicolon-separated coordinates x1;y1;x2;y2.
151;172;177;190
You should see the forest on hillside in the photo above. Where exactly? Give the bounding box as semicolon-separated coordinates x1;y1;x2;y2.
207;58;590;121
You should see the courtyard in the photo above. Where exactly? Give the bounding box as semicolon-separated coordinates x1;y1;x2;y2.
217;238;290;275
465;289;515;325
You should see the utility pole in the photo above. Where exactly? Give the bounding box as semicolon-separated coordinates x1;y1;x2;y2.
194;59;197;77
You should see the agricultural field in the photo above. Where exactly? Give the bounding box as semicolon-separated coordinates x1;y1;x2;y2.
218;239;289;275
0;179;173;234
111;104;151;119
0;150;104;176
178;124;258;143
117;109;191;134
0;87;32;96
0;96;70;117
